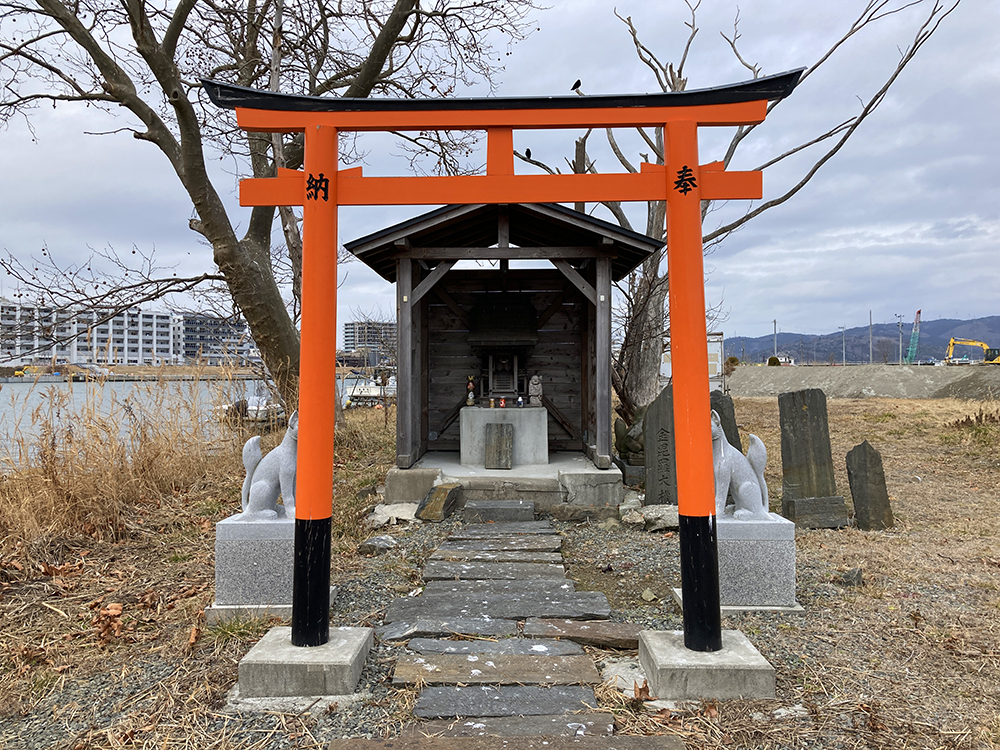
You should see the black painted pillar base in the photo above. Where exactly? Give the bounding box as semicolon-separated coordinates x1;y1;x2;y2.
678;514;723;652
291;517;332;647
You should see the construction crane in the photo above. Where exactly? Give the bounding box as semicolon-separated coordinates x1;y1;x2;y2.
904;310;921;365
944;337;1000;364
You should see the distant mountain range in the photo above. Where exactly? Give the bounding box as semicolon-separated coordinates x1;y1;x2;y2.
722;315;1000;364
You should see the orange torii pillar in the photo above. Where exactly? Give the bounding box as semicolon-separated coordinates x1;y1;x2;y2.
204;70;802;651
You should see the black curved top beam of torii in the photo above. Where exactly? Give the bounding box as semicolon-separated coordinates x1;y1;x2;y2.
202;68;803;113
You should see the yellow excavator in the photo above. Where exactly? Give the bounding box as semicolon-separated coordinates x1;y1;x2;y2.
944;338;1000;364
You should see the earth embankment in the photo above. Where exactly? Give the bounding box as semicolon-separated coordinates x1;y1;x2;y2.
727;363;1000;399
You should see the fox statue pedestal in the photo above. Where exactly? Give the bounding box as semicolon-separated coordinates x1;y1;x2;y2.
716;513;800;610
206;515;295;624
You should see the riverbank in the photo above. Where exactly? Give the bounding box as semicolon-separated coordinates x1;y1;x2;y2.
0;365;260;384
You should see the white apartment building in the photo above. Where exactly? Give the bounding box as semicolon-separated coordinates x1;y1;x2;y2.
0;299;258;367
343;319;396;360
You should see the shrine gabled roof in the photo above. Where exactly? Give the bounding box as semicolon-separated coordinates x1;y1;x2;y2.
343;203;664;283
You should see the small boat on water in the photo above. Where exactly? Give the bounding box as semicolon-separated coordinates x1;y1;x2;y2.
344;374;396;408
218;394;286;423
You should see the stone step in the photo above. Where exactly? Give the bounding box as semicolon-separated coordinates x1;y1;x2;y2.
333;735;685;749
449;521;556;538
376;618;517;642
463;499;535;523
422;579;575;596
385;592;610;623
392;653;601;686
405;713;615;738
437;537;562;553
429;549;564;564
422;561;565;581
523;619;644;650
412;685;597;719
407;638;584;656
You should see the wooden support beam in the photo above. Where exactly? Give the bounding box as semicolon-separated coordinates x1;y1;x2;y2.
594;257;612;469
432;394;470;439
432;286;470;328
392;246;611;260
537;287;572;329
542;394;582;441
412;260;457;303
396;259;415;468
552;259;597;306
498;204;510;247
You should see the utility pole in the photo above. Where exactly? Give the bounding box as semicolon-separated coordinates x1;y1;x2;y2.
839;325;846;365
869;311;873;364
773;319;777;358
895;314;904;365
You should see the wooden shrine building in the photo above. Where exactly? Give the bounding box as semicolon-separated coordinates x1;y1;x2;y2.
345;202;662;471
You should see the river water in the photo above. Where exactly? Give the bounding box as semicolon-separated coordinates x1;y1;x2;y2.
0;376;375;465
0;378;268;464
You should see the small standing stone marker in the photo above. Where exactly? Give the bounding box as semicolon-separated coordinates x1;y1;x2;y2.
846;440;894;530
484;423;514;469
710;390;742;452
644;385;677;506
778;388;848;528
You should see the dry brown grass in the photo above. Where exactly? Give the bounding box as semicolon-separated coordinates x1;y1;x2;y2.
0;379;241;554
0;394;400;748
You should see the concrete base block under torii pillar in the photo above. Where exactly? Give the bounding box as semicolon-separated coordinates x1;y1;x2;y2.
639;630;775;700
237;626;373;698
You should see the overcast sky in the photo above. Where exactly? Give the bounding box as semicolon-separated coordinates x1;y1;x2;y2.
0;0;996;345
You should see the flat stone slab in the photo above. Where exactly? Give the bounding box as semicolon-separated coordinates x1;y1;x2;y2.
423;579;575;596
407;638;584;656
404;713;615;737
437;537;562;553
393;653;601;686
335;735;683;749
449;521;557;538
376;618;518;641
385;592;609;622
238;626;372;698
430;549;564;564
412;685;597;719
464;499;535;523
639;630;775;700
523;619;644;649
423;561;565;581
483;423;514;470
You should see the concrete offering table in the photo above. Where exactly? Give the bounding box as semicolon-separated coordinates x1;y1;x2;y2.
460;406;548;468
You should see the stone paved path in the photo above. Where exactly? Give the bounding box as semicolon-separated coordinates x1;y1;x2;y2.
380;502;659;738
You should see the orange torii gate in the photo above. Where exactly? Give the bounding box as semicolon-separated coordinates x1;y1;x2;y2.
205;70;802;652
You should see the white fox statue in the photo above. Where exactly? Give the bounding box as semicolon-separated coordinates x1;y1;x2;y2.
711;409;769;520
241;411;298;519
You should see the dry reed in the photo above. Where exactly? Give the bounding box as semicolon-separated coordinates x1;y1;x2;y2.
0;376;241;553
0;376;399;556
